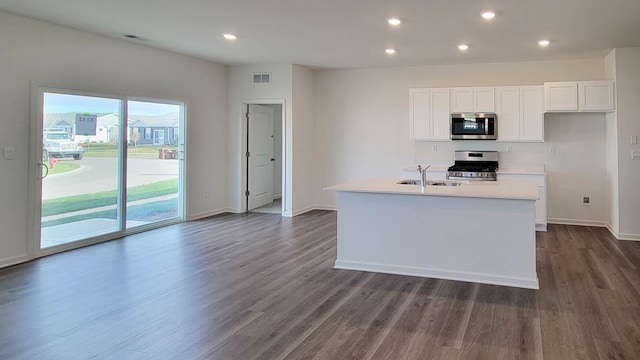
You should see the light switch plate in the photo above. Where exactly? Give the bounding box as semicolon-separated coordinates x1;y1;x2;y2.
631;135;639;145
632;150;640;159
3;147;15;160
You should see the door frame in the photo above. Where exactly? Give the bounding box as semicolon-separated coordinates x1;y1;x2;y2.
28;84;187;259
239;99;287;216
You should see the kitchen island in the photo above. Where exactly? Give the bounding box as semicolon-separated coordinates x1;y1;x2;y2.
325;178;540;289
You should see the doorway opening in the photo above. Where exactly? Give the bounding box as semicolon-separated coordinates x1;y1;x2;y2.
245;103;284;215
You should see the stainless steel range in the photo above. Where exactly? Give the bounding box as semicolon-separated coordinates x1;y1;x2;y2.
447;151;498;181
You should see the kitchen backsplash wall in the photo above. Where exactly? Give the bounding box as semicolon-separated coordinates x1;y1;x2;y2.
314;57;608;224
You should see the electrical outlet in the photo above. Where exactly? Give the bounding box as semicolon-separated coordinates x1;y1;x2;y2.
582;196;591;206
631;135;639;145
204;191;209;198
432;144;438;152
549;147;556;156
506;145;513;152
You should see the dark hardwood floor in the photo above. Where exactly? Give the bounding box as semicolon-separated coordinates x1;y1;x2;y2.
1;211;640;359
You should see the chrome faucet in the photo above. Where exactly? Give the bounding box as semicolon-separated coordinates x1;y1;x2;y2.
417;164;431;186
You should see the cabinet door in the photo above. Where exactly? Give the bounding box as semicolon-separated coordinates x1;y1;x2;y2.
409;88;430;139
495;87;520;141
544;82;578;111
579;81;614;111
520;86;544;141
450;88;474;113
430;89;451;141
474;87;495;113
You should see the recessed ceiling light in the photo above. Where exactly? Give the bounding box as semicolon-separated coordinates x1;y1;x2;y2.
223;33;237;40
538;40;550;47
458;44;469;51
481;11;496;20
385;48;396;55
388;18;401;26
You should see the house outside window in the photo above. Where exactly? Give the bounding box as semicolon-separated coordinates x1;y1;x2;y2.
144;127;151;139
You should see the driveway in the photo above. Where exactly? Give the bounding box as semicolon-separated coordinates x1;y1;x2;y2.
42;157;179;200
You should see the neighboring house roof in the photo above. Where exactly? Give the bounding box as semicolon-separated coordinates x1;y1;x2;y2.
129;113;179;128
97;113;120;128
44;112;76;129
45;112;179;129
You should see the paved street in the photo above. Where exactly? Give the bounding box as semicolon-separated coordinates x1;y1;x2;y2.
42;157;179;200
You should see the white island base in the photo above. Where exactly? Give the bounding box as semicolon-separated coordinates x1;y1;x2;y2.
333;186;539;289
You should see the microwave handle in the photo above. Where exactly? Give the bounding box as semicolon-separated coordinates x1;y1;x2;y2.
485;117;488;132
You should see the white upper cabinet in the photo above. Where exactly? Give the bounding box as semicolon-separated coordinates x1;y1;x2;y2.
520;86;544;141
496;86;544;142
409;88;430;139
544;80;615;112
430;89;451;141
450;88;474;113
579;81;615;112
474;87;496;113
409;88;451;141
450;87;495;113
496;87;520;141
544;82;578;111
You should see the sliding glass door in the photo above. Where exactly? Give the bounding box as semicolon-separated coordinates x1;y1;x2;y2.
126;100;183;230
36;89;185;252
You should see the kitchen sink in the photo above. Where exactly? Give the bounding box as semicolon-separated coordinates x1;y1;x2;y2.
396;180;462;186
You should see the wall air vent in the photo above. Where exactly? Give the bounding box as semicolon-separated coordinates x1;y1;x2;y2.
253;73;271;84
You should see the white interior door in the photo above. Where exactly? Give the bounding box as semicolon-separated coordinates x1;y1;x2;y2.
247;104;274;210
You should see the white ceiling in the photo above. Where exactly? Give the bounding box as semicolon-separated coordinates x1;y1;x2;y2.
1;0;639;69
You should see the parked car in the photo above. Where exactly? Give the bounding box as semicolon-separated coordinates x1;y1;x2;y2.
43;129;84;160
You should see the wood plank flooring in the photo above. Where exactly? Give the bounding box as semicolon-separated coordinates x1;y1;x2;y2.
1;211;640;359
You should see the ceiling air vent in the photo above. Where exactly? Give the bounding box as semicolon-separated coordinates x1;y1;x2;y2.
253;73;271;84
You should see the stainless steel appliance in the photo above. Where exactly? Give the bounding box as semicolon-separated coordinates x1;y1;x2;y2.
447;151;498;181
450;113;497;140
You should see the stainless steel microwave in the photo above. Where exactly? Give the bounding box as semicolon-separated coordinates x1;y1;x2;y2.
450;113;497;140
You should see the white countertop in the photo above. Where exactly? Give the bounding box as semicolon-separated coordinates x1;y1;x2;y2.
325;178;539;201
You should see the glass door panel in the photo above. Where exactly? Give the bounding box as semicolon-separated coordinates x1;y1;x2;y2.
41;92;123;249
125;100;183;229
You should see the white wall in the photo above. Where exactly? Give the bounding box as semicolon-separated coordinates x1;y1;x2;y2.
613;48;640;237
227;64;293;214
292;65;316;213
314;58;609;223
0;11;228;267
604;50;619;233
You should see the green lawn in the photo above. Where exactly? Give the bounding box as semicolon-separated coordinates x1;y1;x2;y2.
83;143;177;158
41;198;179;228
48;162;80;175
42;178;179;217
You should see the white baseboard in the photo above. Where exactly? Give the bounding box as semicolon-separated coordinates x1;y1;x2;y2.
272;194;282;200
335;260;539;290
188;208;235;221
548;218;640;241
606;224;640;241
0;254;31;269
548;218;609;227
313;205;337;211
292;206;315;216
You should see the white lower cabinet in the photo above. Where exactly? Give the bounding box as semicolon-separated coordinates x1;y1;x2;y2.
497;173;547;231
